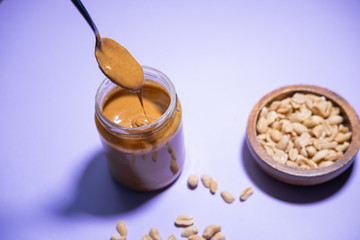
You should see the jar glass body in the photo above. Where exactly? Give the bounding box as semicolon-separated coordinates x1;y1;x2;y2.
95;66;185;191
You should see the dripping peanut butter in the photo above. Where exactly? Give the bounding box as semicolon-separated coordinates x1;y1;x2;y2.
95;67;185;191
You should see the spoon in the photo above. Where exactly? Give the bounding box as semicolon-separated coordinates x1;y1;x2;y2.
71;0;101;48
71;0;144;92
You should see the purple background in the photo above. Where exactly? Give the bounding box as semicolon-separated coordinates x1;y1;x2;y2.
1;0;360;239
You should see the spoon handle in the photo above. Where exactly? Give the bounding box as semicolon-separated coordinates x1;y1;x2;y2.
71;0;101;45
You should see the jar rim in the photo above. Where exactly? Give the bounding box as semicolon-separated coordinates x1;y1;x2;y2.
95;66;177;135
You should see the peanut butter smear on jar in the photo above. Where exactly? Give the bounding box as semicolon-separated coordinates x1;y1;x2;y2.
95;37;144;92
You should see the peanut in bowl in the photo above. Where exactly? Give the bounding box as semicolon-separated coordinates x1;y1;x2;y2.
246;85;360;185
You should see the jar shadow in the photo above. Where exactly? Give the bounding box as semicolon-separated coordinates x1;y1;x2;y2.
241;137;354;203
61;150;165;216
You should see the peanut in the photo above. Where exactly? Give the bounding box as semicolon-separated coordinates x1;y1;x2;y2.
286;161;298;168
188;175;199;189
269;100;281;111
314;139;337;150
335;132;352;144
305;145;317;158
210;180;218;194
273;149;288;164
319;160;334;168
312;149;329;163
221;191;235;203
312;125;324;138
212;232;226;240
276;135;290;151
111;235;126;240
149;227;161;240
292;93;307;104
181;225;199;237
270;129;282;142
291;122;308;135
324;150;338;161
201;174;212;188
277;102;292;114
203;225;221;239
188;235;206;240
240;187;254;201
328;115;343;125
289;148;299;161
175;215;194;226
168;235;176;240
303;115;324;128
335;141;350;152
116;220;127;236
339;124;349;133
330;107;340;116
141;234;153;240
256;117;268;134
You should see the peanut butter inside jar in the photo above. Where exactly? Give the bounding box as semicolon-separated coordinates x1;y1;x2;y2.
95;67;185;191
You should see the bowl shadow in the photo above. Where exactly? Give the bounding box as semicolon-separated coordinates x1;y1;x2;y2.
241;137;354;204
60;150;164;216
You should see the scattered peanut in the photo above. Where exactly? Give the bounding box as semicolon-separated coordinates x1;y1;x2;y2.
149;227;161;240
210;180;218;194
175;215;194;227
188;175;199;189
115;216;228;240
168;235;176;240
111;235;126;240
141;234;153;240
203;225;221;239
116;220;127;236
220;191;235;204
188;235;206;240
181;225;199;238
201;174;212;188
256;92;352;169
212;232;226;240
240;187;254;201
112;217;227;240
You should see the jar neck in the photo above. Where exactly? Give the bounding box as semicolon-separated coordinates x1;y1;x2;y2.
95;66;177;137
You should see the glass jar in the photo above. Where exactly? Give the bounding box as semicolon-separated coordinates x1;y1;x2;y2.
95;66;185;191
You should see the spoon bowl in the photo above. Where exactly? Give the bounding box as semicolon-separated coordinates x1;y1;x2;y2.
71;0;144;92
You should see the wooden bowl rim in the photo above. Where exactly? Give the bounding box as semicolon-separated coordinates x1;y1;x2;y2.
247;84;360;180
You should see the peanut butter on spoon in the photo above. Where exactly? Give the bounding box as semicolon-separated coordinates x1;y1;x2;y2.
95;38;144;92
72;0;147;124
71;0;144;92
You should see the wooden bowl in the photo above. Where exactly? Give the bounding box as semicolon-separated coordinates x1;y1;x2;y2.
246;85;360;185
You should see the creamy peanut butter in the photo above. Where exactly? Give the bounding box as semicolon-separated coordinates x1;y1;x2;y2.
102;81;170;128
95;37;144;92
